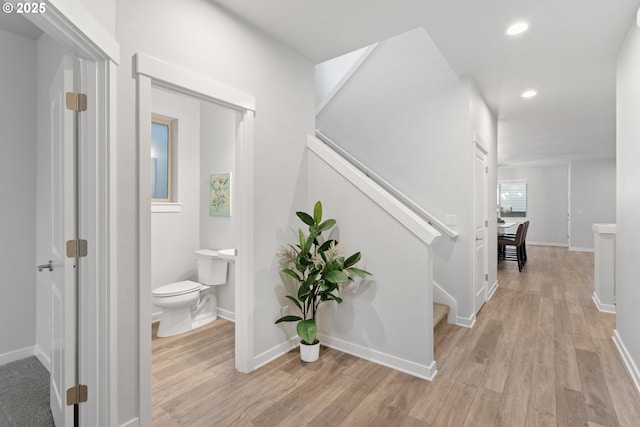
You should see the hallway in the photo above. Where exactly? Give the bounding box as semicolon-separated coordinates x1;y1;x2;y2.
152;246;640;426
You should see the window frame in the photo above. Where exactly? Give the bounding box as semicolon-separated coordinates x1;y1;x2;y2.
498;180;528;218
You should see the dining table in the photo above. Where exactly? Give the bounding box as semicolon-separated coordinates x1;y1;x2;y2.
497;221;518;235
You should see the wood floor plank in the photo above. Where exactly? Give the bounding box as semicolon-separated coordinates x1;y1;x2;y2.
150;247;640;427
462;387;501;427
408;376;455;424
337;369;417;427
307;362;392;426
430;382;477;427
480;328;517;394
575;349;620;426
591;337;640;426
554;333;582;392
556;386;588;427
368;374;430;427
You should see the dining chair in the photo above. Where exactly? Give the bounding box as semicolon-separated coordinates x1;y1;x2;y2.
498;223;526;271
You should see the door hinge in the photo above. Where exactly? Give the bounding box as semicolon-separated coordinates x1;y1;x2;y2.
485;220;488;227
485;166;488;173
485;273;489;281
65;92;87;112
66;384;88;405
66;239;88;258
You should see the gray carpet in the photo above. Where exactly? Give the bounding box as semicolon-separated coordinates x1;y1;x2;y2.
0;356;55;427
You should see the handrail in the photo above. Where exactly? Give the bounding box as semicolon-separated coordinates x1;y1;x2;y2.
314;131;459;239
308;135;441;246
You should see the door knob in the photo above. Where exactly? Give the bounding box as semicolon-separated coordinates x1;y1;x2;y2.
37;261;54;272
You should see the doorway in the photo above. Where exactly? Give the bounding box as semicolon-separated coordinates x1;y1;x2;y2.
135;53;256;426
0;7;116;426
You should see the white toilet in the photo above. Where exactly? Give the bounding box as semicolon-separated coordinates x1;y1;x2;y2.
153;249;235;337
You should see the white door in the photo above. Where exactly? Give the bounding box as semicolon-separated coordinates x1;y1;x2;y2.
474;145;488;314
48;55;77;427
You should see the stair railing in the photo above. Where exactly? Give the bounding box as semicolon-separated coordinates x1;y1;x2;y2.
315;130;459;239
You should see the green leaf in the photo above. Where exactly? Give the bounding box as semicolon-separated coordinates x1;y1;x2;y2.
299;256;313;267
304;271;319;286
304;233;315;253
346;267;372;278
344;252;361;268
298;229;306;252
275;315;302;324
318;219;336;232
325;270;349;284
298;283;311;301
318;239;334;252
285;295;302;312
296;211;314;226
313;201;322;224
297;319;317;345
282;268;302;281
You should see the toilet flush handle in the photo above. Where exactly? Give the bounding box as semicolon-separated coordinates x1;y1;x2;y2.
37;261;54;272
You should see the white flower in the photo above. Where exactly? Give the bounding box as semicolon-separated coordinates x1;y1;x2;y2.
325;241;344;262
276;245;297;268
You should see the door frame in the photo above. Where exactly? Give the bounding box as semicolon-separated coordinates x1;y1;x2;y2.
17;1;120;424
473;137;489;315
134;52;256;426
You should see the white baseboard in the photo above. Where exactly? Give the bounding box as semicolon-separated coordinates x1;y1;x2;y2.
120;418;139;427
151;308;236;323
317;333;437;381
0;346;34;367
456;313;476;328
569;246;594;253
433;281;457;325
592;292;616;314
527;241;569;247
34;345;51;372
612;330;640;395
488;281;499;300
252;336;298;371
217;308;235;322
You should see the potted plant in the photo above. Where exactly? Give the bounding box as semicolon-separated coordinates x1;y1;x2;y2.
275;201;371;362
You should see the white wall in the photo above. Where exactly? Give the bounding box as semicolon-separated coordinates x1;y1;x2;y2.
315;45;372;110
0;29;37;363
150;87;201;318
498;166;569;246
307;150;434;373
569;158;616;251
200;101;239;317
316;27;497;322
64;0;115;37
116;0;314;423
615;19;640;392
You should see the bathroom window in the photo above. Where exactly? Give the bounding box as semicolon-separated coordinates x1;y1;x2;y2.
151;115;174;202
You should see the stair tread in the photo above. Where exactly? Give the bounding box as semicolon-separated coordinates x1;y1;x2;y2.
433;303;450;329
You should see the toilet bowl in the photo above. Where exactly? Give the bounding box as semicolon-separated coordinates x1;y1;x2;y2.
152;249;234;337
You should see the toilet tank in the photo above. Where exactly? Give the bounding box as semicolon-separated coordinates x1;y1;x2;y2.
195;249;228;285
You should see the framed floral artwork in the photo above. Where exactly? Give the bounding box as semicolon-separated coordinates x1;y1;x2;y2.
209;172;231;216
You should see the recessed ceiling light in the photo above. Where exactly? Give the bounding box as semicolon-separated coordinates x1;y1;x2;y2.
506;22;529;36
521;90;537;98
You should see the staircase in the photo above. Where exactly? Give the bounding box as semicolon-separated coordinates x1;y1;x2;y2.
433;303;450;352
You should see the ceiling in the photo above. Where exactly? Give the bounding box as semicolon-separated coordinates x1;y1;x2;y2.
0;12;42;40
214;0;640;166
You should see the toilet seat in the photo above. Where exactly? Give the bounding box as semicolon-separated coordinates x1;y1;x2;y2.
153;280;201;298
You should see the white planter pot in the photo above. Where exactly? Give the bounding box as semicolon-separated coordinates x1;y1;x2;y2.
299;341;320;362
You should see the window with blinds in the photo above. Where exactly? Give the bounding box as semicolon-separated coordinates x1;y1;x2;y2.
498;181;527;217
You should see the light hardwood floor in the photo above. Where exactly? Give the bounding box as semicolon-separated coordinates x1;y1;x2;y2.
152;246;640;426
